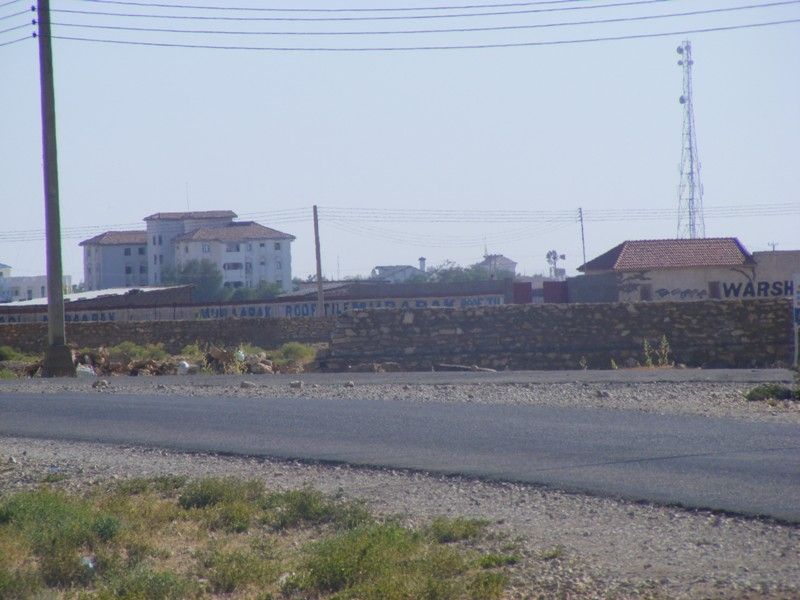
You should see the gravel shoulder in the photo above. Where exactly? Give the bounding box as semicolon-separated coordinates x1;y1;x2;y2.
2;371;799;598
1;436;798;599
1;369;797;424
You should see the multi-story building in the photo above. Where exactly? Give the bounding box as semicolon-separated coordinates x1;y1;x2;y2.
173;221;294;290
79;231;148;291
0;263;71;303
81;210;295;292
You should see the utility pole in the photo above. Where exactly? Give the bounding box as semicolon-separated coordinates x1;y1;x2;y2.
578;207;587;267
313;205;324;318
37;0;74;377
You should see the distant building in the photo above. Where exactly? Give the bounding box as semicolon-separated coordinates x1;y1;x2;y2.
174;221;294;291
81;210;296;292
0;263;71;303
476;254;517;277
371;257;427;283
564;238;797;303
79;230;148;291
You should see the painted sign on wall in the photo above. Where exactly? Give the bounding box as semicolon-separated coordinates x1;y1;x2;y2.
722;280;794;299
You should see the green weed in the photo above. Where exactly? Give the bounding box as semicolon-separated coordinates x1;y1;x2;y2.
745;383;798;402
428;517;489;543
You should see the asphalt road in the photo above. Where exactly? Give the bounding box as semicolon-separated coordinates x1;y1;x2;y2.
2;391;799;522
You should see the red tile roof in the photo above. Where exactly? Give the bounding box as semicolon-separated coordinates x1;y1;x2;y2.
174;221;295;243
79;230;147;246
579;238;754;272
144;210;236;221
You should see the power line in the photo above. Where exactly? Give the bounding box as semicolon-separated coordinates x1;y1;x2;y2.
52;0;681;23
0;8;30;21
49;1;800;37
0;0;23;9
0;33;28;45
0;21;33;35
50;18;800;51
74;0;602;13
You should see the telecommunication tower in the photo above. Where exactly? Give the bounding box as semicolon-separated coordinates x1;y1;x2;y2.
676;40;705;239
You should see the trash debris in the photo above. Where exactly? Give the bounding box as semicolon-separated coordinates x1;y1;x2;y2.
76;364;96;377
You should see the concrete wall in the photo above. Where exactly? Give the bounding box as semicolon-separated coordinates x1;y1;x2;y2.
320;298;794;371
0;317;334;354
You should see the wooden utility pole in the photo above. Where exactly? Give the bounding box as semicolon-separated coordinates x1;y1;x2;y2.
37;0;74;376
578;207;587;268
313;205;325;318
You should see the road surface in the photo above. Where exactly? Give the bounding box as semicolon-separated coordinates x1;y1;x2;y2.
1;390;798;522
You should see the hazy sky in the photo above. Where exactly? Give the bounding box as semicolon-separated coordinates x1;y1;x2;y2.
2;0;799;282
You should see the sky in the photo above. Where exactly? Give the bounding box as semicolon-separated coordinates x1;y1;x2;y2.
1;0;799;283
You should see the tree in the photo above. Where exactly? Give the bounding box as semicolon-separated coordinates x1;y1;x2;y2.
422;260;512;283
223;281;283;302
162;259;223;302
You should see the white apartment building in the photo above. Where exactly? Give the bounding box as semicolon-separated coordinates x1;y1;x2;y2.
81;210;295;292
79;231;148;291
0;263;71;303
174;221;294;291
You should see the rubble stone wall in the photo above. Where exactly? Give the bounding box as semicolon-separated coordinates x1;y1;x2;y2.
0;318;335;354
321;299;794;370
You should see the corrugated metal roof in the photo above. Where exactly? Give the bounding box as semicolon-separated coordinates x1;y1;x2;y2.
79;230;147;246
579;238;754;272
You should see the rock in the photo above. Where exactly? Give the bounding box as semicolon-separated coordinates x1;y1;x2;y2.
595;390;612;398
7;456;16;464
345;381;355;388
76;364;95;378
240;381;257;389
92;379;110;390
290;380;303;390
248;362;273;375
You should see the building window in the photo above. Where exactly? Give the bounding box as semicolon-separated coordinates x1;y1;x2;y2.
245;262;252;274
139;265;147;274
639;285;653;302
274;242;281;251
158;235;162;245
159;254;164;265
223;262;243;271
246;243;252;251
87;265;92;274
154;255;157;265
152;235;157;245
40;286;45;296
259;260;266;266
708;281;721;299
27;289;33;300
226;243;241;253
124;247;131;256
259;242;265;248
138;247;145;255
125;266;132;274
276;261;282;270
202;243;211;253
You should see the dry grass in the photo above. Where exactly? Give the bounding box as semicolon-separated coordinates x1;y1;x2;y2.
0;477;510;599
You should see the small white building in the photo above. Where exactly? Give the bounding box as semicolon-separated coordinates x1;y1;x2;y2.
174;221;295;291
0;263;71;303
79;230;148;291
371;258;427;283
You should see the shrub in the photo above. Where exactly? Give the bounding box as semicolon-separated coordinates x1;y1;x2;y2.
201;546;277;593
178;478;263;510
0;345;29;362
745;383;798;402
262;487;371;531
0;369;16;380
478;553;520;568
427;517;488;543
272;342;316;364
107;341;168;364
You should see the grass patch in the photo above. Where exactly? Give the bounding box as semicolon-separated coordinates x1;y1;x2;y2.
540;544;565;561
106;341;168;364
0;477;510;599
265;342;317;367
0;368;16;380
0;345;38;362
427;516;489;543
262;487;371;531
478;552;520;568
745;383;798;402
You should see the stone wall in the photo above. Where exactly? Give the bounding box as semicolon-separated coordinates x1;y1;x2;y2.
321;299;794;371
0;317;335;354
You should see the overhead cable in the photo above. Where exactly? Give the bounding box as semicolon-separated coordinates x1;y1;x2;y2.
49;1;800;37
50;19;800;51
52;0;681;23
73;0;601;12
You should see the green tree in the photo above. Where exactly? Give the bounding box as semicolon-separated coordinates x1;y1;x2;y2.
422;260;513;283
162;259;224;302
223;281;283;302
